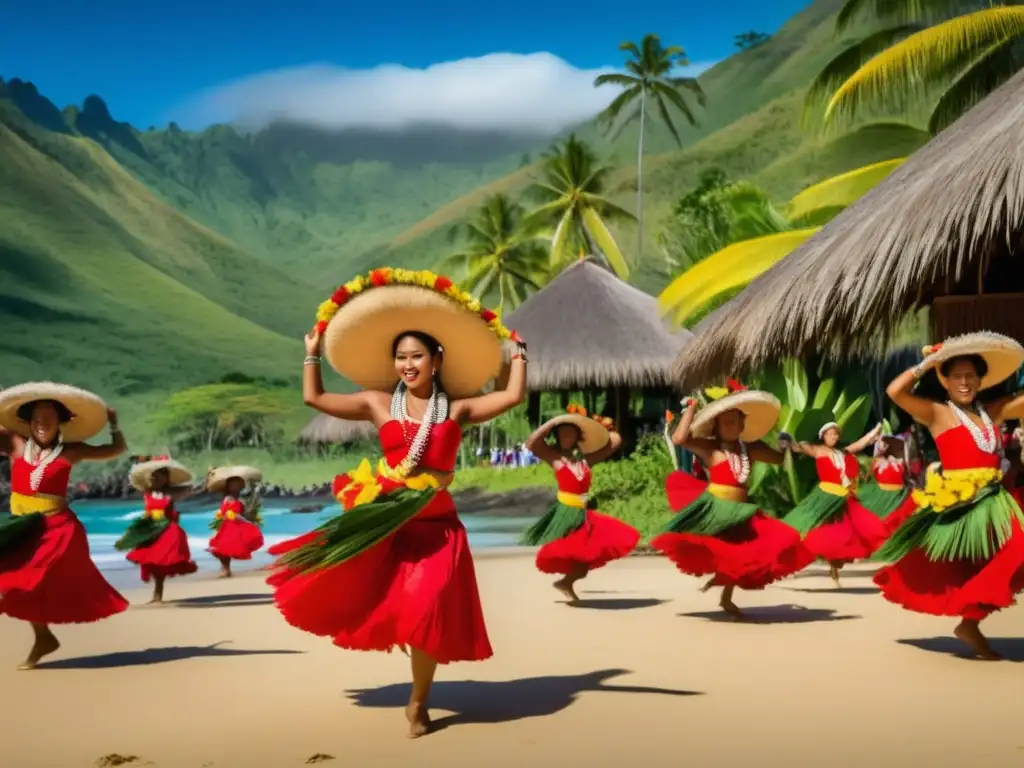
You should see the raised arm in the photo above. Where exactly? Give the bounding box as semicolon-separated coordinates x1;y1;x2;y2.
524;421;562;466
67;408;127;463
846;423;883;454
990;390;1024;423
302;328;384;422
451;339;527;426
748;440;786;466
887;361;939;428
671;399;719;459
584;429;622;466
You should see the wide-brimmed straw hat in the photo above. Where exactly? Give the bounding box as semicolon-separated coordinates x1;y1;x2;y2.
206;465;262;494
691;390;781;443
0;382;109;444
539;406;612;454
315;268;514;399
129;456;193;492
924;331;1024;391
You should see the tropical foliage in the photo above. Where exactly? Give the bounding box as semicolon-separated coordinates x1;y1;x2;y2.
735;31;771;49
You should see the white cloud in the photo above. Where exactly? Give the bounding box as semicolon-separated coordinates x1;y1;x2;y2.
177;52;717;132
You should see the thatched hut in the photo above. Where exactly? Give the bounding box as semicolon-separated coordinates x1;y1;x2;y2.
673;67;1024;392
297;413;375;447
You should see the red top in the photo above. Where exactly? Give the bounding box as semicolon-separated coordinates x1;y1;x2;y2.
553;461;591;494
144;492;178;522
707;460;744;488
11;455;72;497
379;419;462;473
219;497;245;516
815;453;860;485
934;424;1000;470
872;459;906;485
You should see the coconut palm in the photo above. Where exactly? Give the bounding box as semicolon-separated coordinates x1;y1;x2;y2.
438;193;550;315
594;34;706;261
526;134;635;278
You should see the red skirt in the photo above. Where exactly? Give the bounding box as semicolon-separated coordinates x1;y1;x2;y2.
874;517;1024;620
0;509;128;624
208;518;263;561
802;498;889;562
882;495;919;535
535;510;640;574
267;491;492;664
127;522;198;582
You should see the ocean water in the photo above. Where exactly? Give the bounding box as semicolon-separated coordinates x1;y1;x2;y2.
74;499;534;576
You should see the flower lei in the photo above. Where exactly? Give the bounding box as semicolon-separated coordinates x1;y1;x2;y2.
23;438;64;492
314;268;515;342
911;467;1002;513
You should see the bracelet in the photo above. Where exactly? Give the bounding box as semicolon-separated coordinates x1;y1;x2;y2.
911;363;926;380
512;353;527;362
304;356;321;366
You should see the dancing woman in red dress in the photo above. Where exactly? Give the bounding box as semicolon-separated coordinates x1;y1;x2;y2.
875;332;1024;659
858;434;918;535
782;421;888;586
266;268;526;738
521;405;640;601
206;465;264;578
651;382;812;620
0;382;130;669
115;456;198;603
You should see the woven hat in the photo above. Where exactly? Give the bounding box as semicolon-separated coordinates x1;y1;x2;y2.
691;390;781;443
315;268;514;399
0;382;109;444
129;456;193;492
539;406;612;454
924;332;1024;391
207;465;262;494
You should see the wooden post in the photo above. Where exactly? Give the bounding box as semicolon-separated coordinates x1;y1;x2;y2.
527;391;541;426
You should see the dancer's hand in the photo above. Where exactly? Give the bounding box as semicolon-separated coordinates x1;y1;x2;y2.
777;432;792;451
106;408;119;428
304;328;323;356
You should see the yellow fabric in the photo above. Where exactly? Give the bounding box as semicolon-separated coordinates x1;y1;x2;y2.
877;483;904;492
818;482;850;498
557;491;588;508
708;483;748;502
10;492;64;516
144;508;166;521
912;466;1002;513
336;457;441;510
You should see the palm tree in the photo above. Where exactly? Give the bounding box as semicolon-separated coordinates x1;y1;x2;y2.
593;34;706;262
438;193;550;314
526;134;635;278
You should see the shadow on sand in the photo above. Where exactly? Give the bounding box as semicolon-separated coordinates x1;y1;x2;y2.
680;604;860;624
785;586;880;596
566;598;667;611
897;637;1024;661
169;592;274;609
37;641;304;670
347;668;701;731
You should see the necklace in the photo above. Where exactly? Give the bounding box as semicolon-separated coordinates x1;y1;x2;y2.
23;438;64;492
948;401;996;454
561;457;588;481
389;382;450;477
829;449;851;487
722;440;750;484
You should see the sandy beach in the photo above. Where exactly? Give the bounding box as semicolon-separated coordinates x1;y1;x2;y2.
2;553;1023;768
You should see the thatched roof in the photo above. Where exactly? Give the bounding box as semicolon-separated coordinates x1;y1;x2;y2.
298;413;376;445
673;67;1024;392
504;258;691;391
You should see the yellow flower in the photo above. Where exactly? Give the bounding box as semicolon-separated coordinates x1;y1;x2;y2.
316;299;339;323
911;489;928;507
351;482;381;507
225;510;237;521
404;473;440;491
147;508;165;521
344;276;365;294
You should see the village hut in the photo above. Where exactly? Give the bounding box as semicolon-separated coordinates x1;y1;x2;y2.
672;67;1024;392
297;413;375;448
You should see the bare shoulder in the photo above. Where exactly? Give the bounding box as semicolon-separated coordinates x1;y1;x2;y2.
363;390;394;425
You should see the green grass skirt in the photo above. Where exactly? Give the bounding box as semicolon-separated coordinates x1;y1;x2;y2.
784;486;848;535
660;492;759;537
874;484;1024;563
521;501;587;545
0;513;44;556
858;482;910;519
115;516;170;551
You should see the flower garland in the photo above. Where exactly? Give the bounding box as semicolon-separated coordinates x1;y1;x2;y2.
565;404;615;431
911;467;1002;513
314;268;515;342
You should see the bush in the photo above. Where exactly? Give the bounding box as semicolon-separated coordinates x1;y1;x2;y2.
590;434;674;538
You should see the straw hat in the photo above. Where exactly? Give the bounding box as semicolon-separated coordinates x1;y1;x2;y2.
691;390;781;442
206;465;262;493
129;456;193;492
0;382;109;443
539;407;612;454
319;270;510;399
924;331;1024;391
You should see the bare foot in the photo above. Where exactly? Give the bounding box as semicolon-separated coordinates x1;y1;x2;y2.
553;578;579;602
954;621;1002;660
830;565;841;588
405;703;431;739
217;568;231;579
18;633;60;670
720;599;747;622
146;596;164;605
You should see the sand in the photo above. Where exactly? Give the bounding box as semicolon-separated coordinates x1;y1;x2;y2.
1;554;1022;768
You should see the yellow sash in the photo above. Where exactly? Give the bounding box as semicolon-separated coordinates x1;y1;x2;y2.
557;491;588;509
708;483;748;502
818;482;851;498
877;483;904;492
144;508;166;521
10;491;65;517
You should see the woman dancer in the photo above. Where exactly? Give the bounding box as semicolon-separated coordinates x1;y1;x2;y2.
782;421;888;586
521;405;640;601
115;456;198;603
875;332;1024;659
267;268;526;738
0;382;129;669
207;465;264;578
858;433;918;535
651;382;812;620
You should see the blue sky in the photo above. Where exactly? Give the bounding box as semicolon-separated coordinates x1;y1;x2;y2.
2;0;812;129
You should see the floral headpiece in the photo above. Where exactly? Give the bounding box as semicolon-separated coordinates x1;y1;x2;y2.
566;404;615;430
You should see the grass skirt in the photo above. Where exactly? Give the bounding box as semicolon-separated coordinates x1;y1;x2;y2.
208;518;264;561
786;486;888;562
874;485;1024;619
651;471;812;590
858;481;918;534
523;501;640;574
0;509;128;624
125;521;198;582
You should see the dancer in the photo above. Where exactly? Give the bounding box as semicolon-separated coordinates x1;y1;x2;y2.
267;267;526;738
115;456;198;603
782;421;888;586
875;332;1024;659
206;465;264;578
651;381;812;620
0;382;129;669
521;405;640;601
858;433;918;535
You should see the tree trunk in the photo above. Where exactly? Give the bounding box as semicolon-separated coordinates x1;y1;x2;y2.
636;88;647;261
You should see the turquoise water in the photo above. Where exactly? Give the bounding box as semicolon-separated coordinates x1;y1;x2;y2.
74;498;534;576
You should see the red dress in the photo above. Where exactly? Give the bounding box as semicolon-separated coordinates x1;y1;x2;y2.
652;461;813;589
0;456;129;623
127;492;198;581
799;454;888;562
267;420;492;664
532;462;640;574
874;426;1024;619
869;459;918;533
208;497;264;561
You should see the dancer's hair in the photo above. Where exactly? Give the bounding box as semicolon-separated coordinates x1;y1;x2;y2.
17;399;72;423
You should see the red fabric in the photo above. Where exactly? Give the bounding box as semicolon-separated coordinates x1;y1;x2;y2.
934;425;1000;470
814;453;860;485
208;498;263;561
881;493;919;535
267;420;492;664
0;457;128;624
873;459;906;486
127;493;197;581
802;497;889;561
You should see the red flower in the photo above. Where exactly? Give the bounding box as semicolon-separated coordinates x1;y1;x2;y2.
434;276;453;292
370;269;390;287
726;378;747;393
331;287;350;306
331;473;351;499
509;329;524;344
315;320;328;334
480;308;497;323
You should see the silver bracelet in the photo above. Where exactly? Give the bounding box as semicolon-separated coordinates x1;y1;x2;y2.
304;356;321;366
